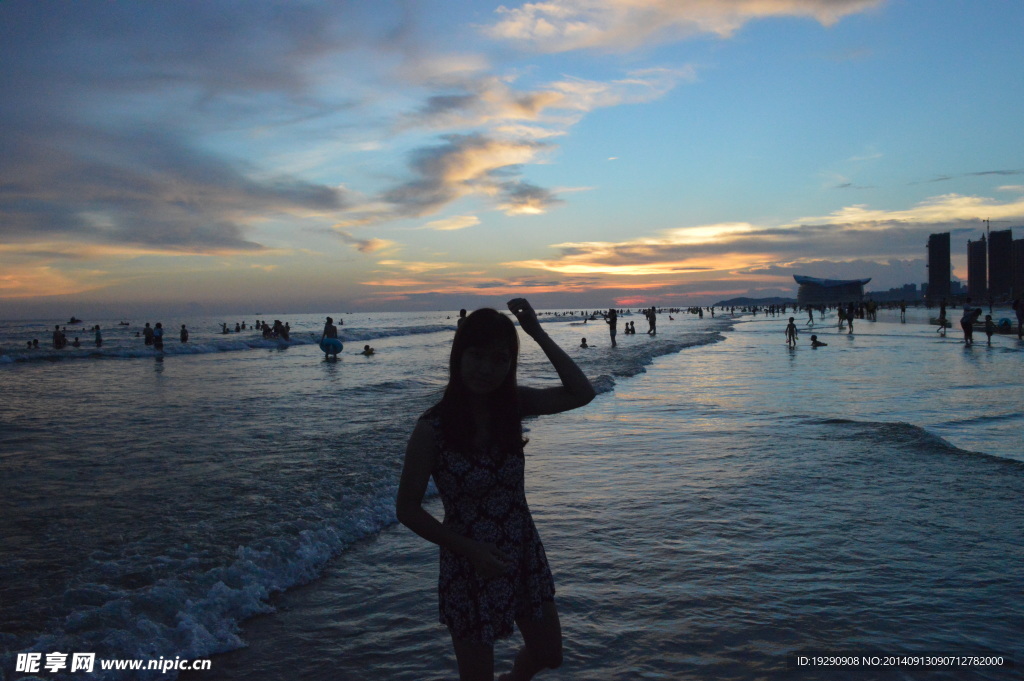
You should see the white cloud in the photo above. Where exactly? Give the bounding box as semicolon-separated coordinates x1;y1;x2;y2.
485;0;883;53
404;67;695;132
333;230;395;253
423;215;481;231
791;193;1024;228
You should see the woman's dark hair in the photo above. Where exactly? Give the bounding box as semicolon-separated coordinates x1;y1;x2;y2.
437;308;525;452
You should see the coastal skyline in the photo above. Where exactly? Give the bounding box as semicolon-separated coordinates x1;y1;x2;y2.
2;0;1023;317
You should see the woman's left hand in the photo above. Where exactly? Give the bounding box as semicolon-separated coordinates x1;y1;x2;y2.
507;298;543;338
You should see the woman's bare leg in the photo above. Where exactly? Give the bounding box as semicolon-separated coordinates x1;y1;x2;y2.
499;602;563;681
452;636;495;681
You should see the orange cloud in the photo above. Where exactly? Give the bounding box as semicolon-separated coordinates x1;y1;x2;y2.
506;193;1024;286
0;239;295;299
0;265;109;299
506;224;770;276
333;230;396;253
0;241;268;261
376;260;459;273
361;278;433;287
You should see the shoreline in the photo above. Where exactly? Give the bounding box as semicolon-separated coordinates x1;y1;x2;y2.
3;312;1022;681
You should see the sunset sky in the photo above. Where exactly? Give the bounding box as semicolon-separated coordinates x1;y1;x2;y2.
2;0;1023;316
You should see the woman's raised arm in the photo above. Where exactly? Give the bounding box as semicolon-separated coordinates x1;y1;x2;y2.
507;298;596;417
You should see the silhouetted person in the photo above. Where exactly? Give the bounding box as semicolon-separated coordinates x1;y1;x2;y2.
396;299;594;681
1014;299;1024;340
321;317;338;341
960;299;979;346
785;317;799;348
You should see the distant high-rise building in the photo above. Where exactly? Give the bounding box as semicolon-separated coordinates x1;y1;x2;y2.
926;232;950;304
1013;238;1024;300
967;236;987;300
988;229;1013;300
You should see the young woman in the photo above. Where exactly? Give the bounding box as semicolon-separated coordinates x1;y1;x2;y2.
396;298;595;681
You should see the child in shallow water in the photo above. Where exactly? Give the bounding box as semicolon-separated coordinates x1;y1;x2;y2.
785;317;799;348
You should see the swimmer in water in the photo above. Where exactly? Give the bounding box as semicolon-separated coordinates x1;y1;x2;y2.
810;335;827;348
361;344;375;356
320;317;340;359
580;337;588;348
153;323;164;350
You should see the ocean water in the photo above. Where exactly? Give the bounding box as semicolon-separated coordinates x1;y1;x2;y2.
1;307;1022;681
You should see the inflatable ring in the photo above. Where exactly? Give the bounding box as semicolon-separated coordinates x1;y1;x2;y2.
320;338;344;355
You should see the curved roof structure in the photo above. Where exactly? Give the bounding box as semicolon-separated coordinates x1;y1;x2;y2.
793;275;872;287
794;274;871;305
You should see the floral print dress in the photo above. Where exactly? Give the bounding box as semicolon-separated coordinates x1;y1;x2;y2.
425;408;555;644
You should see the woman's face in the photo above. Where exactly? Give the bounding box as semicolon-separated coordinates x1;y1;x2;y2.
460;339;512;395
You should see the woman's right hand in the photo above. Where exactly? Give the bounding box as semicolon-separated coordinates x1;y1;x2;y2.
507;298;544;338
466;541;511;578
